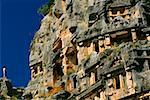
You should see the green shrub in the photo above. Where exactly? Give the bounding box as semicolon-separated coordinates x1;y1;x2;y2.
38;0;55;16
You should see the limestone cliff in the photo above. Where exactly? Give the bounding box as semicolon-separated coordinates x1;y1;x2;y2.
0;78;24;99
24;0;150;100
0;78;13;99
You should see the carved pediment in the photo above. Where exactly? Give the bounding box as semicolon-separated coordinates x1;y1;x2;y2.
110;0;131;8
112;56;123;67
110;16;129;29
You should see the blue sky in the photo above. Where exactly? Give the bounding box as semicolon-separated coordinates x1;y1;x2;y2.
1;0;48;87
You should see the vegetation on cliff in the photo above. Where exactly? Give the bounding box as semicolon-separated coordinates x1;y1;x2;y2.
38;0;54;16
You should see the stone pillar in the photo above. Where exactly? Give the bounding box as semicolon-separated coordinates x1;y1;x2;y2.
98;36;105;53
117;10;120;16
109;10;112;17
146;33;150;41
108;78;113;87
31;70;35;79
108;78;114;96
142;51;149;70
30;67;34;79
132;70;139;92
77;42;84;64
62;0;66;12
67;80;73;92
88;42;95;55
131;29;137;42
119;74;124;90
80;77;87;92
90;72;95;85
100;91;106;100
104;34;111;49
144;60;150;70
94;96;100;100
126;71;134;93
43;67;46;75
62;56;68;75
37;66;40;74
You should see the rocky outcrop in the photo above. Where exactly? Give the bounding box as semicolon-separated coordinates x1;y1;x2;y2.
24;0;150;99
0;78;24;99
0;78;12;98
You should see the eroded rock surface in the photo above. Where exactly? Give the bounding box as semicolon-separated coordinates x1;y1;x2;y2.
24;0;150;99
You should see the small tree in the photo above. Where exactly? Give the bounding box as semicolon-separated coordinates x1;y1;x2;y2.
38;0;55;16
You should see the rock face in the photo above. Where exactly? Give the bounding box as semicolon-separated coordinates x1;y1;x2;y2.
24;0;150;99
0;78;13;99
0;78;24;99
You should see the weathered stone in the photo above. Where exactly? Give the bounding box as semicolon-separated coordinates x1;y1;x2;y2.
0;78;24;99
24;0;150;99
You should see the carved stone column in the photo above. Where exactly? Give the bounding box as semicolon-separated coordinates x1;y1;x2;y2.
67;79;73;92
131;29;137;42
43;67;46;75
143;51;149;70
126;71;134;93
31;67;34;79
108;78;114;96
62;55;68;75
88;42;95;55
94;96;100;100
98;36;105;53
62;0;66;12
100;91;106;100
37;66;41;74
80;77;87;92
104;34;111;49
77;43;84;64
146;33;150;41
90;72;95;86
31;70;35;79
119;74;124;90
